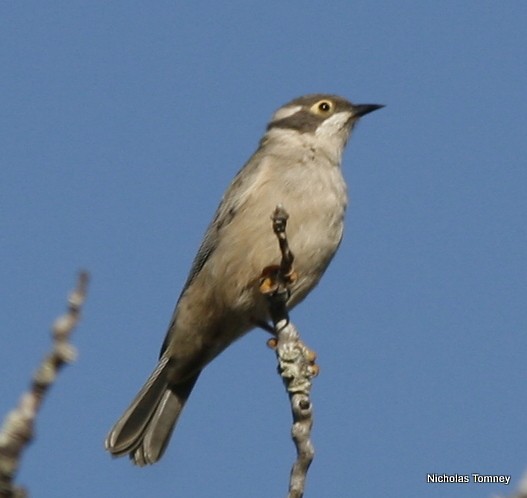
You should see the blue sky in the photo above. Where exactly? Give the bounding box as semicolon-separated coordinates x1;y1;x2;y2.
1;2;526;497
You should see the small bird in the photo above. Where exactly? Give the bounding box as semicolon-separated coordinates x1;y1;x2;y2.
105;94;383;465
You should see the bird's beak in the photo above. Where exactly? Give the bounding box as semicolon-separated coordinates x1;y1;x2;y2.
352;104;385;117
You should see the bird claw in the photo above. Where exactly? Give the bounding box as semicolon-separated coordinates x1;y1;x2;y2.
259;265;297;295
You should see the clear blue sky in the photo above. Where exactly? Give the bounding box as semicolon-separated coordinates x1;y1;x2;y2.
1;2;526;497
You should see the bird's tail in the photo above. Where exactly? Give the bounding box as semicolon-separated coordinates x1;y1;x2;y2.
105;356;199;466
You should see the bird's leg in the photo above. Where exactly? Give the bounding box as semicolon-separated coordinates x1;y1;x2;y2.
253;319;275;335
258;205;318;372
259;204;297;298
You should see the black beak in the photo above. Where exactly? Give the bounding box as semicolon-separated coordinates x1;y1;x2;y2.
352;103;385;117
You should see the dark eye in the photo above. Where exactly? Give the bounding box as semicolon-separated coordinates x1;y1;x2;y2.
310;99;335;116
318;101;331;112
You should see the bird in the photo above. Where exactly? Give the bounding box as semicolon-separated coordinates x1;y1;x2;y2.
105;94;383;465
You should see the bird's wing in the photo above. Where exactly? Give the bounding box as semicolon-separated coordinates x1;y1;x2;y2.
180;148;265;292
159;148;265;358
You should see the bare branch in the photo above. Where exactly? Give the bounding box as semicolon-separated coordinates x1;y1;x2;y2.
0;271;89;498
259;206;317;498
500;470;527;498
515;472;527;498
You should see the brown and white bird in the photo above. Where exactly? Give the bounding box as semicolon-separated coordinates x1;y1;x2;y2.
105;94;383;465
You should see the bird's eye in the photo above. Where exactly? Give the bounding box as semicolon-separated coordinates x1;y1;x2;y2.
319;101;331;112
311;100;334;115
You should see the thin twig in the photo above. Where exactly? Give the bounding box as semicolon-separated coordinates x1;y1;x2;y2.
0;271;89;498
499;470;527;498
259;206;317;498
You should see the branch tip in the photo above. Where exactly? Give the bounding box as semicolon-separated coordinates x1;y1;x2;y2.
259;205;316;498
0;271;89;497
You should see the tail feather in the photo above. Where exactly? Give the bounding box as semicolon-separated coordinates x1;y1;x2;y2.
132;377;197;465
105;356;199;465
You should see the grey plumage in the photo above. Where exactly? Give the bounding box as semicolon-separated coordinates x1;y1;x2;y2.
105;94;383;465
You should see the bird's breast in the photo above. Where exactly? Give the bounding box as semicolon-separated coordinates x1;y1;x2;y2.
166;149;347;372
212;153;347;315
